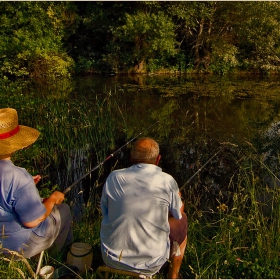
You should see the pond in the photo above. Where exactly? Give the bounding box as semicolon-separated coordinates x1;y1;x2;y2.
74;73;280;144
30;73;280;218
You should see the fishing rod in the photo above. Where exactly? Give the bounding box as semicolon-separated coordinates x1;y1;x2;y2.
179;146;225;191
63;121;159;194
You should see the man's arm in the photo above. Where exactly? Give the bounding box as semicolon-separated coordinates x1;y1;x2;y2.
22;191;65;228
169;191;185;218
178;191;185;215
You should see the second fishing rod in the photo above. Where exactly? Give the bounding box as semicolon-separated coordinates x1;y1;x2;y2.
63;121;159;194
179;142;237;191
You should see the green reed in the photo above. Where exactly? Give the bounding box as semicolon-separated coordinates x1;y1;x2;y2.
184;147;280;279
0;88;126;224
2;87;280;278
1;90;121;179
0;88;126;278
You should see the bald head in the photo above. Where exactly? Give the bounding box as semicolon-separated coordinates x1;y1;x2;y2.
131;137;160;164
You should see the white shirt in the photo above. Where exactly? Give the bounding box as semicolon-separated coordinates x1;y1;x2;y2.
100;163;182;276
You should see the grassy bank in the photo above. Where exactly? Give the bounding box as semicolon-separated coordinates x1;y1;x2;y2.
0;89;280;278
2;154;280;279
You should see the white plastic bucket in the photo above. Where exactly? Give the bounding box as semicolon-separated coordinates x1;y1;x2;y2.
66;243;93;273
39;265;54;279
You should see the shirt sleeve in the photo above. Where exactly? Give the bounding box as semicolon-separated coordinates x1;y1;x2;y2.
169;178;183;220
13;180;46;224
100;180;109;216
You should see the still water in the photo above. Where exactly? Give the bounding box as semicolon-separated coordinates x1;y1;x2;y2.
38;74;280;216
74;73;280;145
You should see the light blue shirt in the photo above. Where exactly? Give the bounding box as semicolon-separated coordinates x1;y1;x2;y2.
100;163;182;275
0;160;47;253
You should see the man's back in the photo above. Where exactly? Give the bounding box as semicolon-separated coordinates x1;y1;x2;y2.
100;163;182;275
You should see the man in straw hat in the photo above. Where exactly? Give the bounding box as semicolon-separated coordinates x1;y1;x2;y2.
0;108;73;258
100;137;187;279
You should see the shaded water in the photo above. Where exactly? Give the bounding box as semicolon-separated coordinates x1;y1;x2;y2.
32;74;280;217
75;73;280;145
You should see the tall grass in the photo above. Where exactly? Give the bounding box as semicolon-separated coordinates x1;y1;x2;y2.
1;90;124;200
1;151;279;279
0;89;125;278
64;142;280;279
1;88;280;278
184;145;280;279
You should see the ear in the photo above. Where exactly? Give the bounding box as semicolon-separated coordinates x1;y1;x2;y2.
156;155;161;165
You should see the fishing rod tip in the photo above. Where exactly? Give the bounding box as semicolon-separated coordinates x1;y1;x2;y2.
220;142;238;147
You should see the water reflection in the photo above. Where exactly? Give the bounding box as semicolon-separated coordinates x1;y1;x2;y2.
74;74;280;145
71;74;280;216
29;74;280;217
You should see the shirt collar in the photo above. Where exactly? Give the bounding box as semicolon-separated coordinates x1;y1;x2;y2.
131;163;162;171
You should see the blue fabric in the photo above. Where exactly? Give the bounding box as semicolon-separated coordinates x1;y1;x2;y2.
100;163;182;275
0;160;47;253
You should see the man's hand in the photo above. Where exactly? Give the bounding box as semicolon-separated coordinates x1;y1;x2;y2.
46;191;65;205
33;175;41;185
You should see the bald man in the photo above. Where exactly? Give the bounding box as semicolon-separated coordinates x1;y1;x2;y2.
100;137;187;278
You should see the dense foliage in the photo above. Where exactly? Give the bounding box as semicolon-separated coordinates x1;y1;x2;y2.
0;1;76;81
2;1;280;78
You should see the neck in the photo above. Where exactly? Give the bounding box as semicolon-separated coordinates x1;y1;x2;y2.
0;154;12;160
131;160;157;165
131;155;161;166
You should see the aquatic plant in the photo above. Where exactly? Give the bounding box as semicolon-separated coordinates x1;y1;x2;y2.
0;89;123;216
1;79;280;278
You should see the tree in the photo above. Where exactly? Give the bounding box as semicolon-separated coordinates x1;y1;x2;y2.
164;2;240;73
65;1;280;74
70;2;177;73
235;2;280;73
110;9;176;73
68;1;130;73
3;1;280;77
166;1;280;74
0;2;75;81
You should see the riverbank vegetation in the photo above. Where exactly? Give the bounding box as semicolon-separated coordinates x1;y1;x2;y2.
0;90;280;278
2;1;280;82
2;1;280;279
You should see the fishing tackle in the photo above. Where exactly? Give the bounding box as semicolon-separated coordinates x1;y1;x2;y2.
179;142;238;191
63;121;159;194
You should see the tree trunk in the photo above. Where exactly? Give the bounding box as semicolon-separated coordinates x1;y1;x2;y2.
194;19;204;69
130;60;145;73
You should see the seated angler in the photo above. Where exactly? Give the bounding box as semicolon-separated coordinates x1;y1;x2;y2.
0;108;73;258
100;137;188;278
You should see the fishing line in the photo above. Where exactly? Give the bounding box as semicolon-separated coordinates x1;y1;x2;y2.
243;141;280;184
63;121;159;194
179;142;237;191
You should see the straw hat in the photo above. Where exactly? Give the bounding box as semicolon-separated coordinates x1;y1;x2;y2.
0;108;40;155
